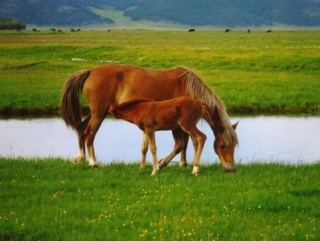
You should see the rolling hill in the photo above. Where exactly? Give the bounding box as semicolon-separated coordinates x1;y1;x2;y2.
0;0;319;28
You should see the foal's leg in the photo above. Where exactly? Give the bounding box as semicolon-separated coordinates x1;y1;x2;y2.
83;113;106;167
179;130;189;167
145;129;160;176
140;133;149;169
158;128;189;168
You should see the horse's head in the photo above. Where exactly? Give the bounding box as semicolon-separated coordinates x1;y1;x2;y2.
212;121;238;172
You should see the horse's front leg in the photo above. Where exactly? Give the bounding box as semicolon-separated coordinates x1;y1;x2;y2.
140;133;149;169
145;130;159;176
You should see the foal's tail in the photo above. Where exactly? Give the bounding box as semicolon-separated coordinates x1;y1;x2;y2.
61;69;91;130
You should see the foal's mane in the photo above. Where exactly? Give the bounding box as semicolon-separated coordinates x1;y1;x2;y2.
179;68;238;147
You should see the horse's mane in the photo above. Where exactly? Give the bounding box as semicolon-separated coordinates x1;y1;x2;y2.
180;68;238;147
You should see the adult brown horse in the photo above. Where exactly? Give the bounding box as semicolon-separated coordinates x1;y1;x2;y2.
61;63;238;171
109;97;213;175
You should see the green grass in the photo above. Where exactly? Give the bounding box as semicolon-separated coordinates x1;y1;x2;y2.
1;30;319;240
0;158;319;240
0;29;319;116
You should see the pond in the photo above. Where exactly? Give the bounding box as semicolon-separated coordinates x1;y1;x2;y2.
0;116;319;165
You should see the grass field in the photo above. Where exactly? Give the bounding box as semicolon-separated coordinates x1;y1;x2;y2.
1;158;320;241
1;30;319;240
0;29;319;116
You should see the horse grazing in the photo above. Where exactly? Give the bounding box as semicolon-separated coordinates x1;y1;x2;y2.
61;63;238;172
109;97;213;175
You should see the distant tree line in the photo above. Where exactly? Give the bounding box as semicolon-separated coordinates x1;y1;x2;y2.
0;18;26;30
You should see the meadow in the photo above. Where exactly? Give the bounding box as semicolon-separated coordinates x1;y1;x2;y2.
1;158;320;241
1;30;320;240
0;29;319;116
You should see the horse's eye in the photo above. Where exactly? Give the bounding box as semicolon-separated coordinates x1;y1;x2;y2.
220;144;226;150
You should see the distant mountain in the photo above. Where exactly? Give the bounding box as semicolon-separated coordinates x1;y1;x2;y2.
0;0;319;28
0;0;114;26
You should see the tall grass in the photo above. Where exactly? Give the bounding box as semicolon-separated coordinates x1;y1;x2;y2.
1;158;319;240
0;30;319;116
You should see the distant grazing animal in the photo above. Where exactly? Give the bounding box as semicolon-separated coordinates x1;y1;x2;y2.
247;29;251;33
61;64;239;173
76;29;81;32
109;97;215;175
55;29;63;32
188;29;195;32
32;28;40;32
71;29;76;32
225;29;231;32
267;30;272;33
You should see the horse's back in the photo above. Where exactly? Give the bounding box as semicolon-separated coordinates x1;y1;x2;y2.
89;63;185;81
84;63;189;105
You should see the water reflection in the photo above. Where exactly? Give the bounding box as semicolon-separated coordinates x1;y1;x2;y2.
0;116;319;165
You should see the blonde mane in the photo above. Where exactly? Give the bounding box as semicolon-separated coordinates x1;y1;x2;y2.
180;69;238;147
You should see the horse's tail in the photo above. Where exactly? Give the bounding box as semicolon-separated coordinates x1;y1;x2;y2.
61;69;91;130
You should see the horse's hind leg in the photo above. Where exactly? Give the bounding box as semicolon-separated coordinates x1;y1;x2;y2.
74;115;91;164
84;113;106;167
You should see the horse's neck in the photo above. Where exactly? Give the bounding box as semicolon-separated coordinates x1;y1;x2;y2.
207;105;224;132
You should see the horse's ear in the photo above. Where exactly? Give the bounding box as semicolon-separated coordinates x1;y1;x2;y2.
232;121;239;130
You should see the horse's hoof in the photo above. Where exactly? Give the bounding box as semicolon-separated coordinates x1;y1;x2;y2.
73;154;86;164
159;161;169;169
158;160;164;169
192;166;200;175
73;159;83;164
151;169;159;176
89;163;99;168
